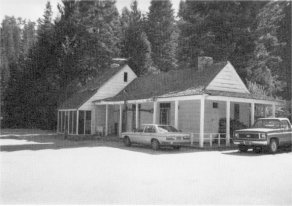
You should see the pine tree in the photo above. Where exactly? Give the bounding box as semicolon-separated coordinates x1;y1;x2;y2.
121;0;153;76
146;0;177;72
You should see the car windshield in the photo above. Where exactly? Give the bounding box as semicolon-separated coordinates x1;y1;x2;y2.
253;119;281;129
157;125;179;133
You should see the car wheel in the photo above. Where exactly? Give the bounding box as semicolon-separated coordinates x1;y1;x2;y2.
151;139;160;150
269;139;278;154
238;145;248;152
173;146;180;150
124;136;131;147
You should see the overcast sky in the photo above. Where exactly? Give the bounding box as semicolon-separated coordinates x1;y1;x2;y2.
0;0;180;22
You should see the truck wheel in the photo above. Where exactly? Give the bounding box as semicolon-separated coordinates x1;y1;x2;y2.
124;136;131;147
238;145;248;152
151;139;160;150
269;139;278;154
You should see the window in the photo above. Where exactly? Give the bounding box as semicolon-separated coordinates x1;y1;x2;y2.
281;120;291;129
144;125;156;133
213;102;218;109
85;111;91;134
124;72;128;82
160;103;171;125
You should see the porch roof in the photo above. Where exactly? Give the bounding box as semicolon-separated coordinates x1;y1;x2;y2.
59;63;126;110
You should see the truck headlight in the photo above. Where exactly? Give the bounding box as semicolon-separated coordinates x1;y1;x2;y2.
259;133;266;139
234;133;239;138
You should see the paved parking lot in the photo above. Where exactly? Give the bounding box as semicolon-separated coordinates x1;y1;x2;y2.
1;129;292;204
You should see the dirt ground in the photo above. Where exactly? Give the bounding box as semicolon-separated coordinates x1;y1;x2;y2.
1;129;292;204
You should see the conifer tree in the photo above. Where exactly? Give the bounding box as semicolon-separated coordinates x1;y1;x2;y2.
146;0;177;72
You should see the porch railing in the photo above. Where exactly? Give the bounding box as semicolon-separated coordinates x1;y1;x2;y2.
190;133;228;147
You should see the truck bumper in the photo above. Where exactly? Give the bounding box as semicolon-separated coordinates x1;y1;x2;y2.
233;140;268;146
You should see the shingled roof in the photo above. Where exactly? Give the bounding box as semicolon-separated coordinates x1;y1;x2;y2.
59;63;126;109
103;61;228;102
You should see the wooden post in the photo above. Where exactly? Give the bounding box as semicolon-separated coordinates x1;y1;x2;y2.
105;105;108;136
153;101;157;124
76;110;79;135
218;134;221;147
174;100;179;129
251;102;255;126
135;103;139;129
199;95;205;148
272;104;276;117
209;134;212;147
226;101;231;146
84;111;86;135
191;133;194;145
119;104;123;137
57;111;59;133
67;111;70;135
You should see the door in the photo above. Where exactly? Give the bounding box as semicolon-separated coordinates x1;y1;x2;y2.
160;103;171;125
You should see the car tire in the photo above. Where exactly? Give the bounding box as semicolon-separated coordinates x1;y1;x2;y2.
151;139;160;151
269;139;278;154
173;146;180;150
124;136;131;147
238;145;248;152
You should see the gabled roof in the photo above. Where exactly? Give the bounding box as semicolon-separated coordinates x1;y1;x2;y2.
59;63;127;110
105;61;228;102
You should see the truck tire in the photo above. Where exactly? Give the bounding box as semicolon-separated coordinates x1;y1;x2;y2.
238;145;248;152
269;139;278;154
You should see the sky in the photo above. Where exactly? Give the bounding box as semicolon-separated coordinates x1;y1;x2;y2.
0;0;180;23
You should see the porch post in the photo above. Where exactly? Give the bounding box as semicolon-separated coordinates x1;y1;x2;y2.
199;95;205;148
174;100;179;129
272;104;276;117
76;110;79;135
226;100;231;146
105;104;109;136
119;104;123;137
61;111;63;132
153;101;157;124
57;111;59;133
251;102;255;126
135;103;139;129
67;111;70;134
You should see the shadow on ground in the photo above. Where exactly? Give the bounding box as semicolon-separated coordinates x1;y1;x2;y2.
222;147;292;156
0;129;212;155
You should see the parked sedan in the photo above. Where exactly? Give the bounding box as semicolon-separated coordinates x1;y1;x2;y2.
121;124;191;150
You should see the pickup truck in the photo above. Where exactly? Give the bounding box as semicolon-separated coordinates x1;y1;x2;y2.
233;118;292;153
121;124;191;150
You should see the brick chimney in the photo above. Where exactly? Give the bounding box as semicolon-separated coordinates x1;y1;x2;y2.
198;56;213;71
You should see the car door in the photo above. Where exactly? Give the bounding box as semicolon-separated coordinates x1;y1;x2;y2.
131;125;145;143
280;120;292;145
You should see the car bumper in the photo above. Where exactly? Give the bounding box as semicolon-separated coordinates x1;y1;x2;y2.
160;141;191;146
233;140;268;146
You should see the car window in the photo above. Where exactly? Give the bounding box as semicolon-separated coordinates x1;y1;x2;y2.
144;126;156;133
157;125;179;133
281;120;291;129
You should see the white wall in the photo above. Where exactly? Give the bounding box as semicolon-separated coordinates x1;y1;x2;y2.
206;62;250;94
178;100;201;133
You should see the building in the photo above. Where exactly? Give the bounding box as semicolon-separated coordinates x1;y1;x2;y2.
57;57;283;147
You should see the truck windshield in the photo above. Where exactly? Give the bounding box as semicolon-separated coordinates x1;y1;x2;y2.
157;125;179;133
253;119;281;129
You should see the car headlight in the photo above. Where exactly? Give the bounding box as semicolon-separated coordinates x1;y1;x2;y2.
259;133;266;139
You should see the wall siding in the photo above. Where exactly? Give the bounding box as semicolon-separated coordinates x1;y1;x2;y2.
206;63;249;94
178;100;201;133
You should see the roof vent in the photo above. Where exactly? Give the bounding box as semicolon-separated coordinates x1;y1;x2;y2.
198;56;213;71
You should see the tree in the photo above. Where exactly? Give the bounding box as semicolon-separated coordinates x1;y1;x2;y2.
247;1;287;97
177;1;263;76
121;0;153;76
146;0;177;72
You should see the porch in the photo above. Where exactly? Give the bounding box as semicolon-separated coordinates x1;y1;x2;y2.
94;94;282;148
